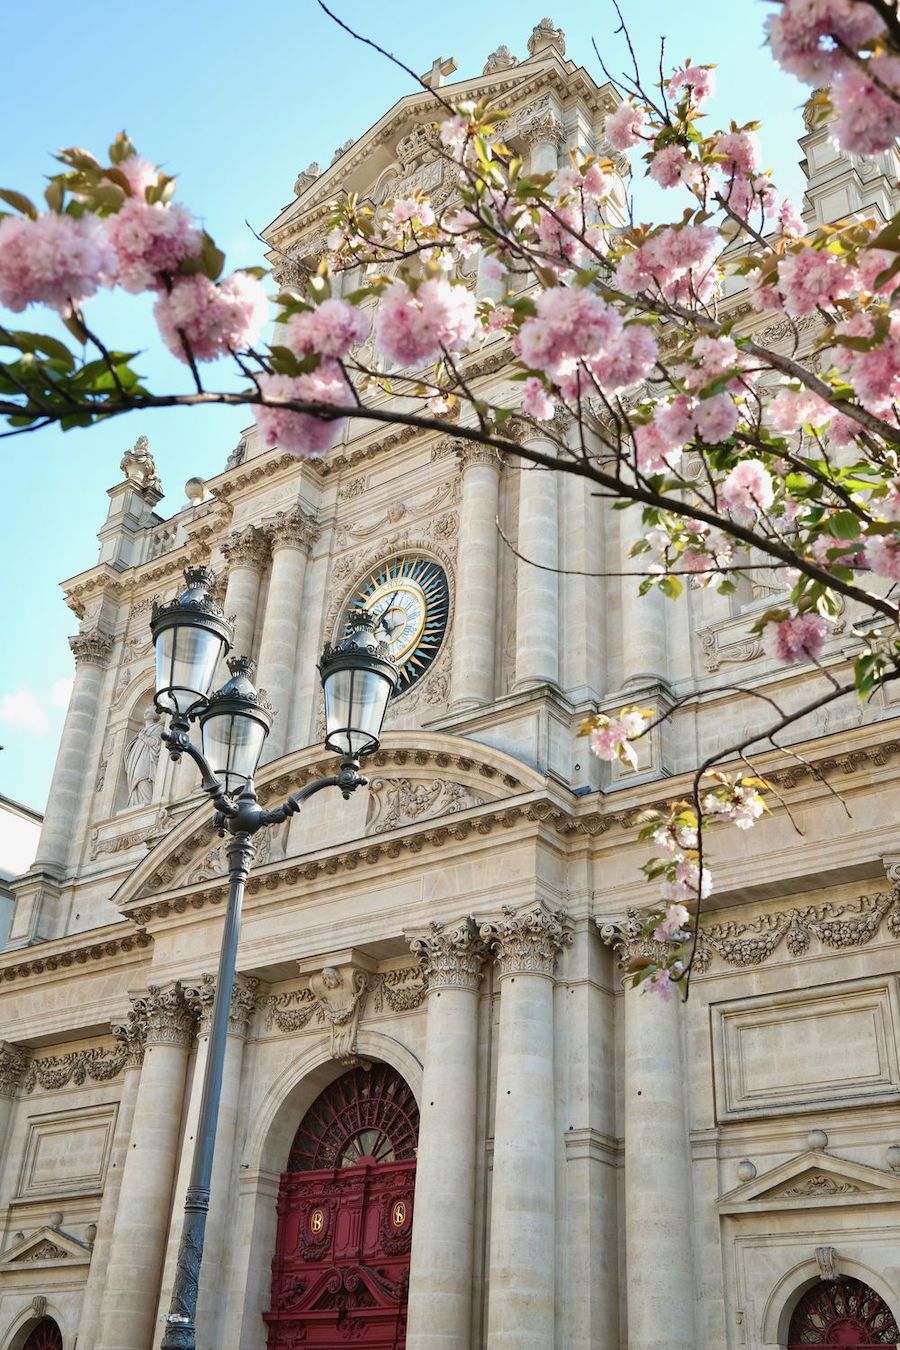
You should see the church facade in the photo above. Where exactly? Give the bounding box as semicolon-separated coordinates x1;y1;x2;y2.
2;19;900;1350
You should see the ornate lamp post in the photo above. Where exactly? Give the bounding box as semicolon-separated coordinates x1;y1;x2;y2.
152;568;397;1350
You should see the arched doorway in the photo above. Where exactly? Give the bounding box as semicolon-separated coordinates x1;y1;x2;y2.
788;1277;900;1346
265;1062;419;1349
21;1321;63;1350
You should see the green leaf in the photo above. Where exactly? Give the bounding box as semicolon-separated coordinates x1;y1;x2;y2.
109;132;137;165
0;188;38;219
657;575;683;600
6;331;75;369
827;510;861;539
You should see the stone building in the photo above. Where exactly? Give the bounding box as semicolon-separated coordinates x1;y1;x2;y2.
2;18;900;1350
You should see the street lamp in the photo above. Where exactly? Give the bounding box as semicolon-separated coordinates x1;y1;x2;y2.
151;567;397;1350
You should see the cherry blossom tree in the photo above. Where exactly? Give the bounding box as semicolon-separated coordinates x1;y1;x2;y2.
2;0;900;996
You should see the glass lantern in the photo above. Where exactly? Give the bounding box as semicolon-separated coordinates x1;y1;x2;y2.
319;610;399;759
198;657;274;795
151;566;233;720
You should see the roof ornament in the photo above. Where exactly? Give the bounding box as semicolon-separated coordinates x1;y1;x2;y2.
120;434;162;496
421;55;458;88
330;139;353;165
483;45;518;75
293;161;320;196
527;17;566;58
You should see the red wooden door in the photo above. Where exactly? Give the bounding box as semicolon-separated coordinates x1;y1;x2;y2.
265;1064;419;1350
788;1278;900;1346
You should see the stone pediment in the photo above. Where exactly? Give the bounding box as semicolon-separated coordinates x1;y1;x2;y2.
718;1149;900;1214
0;1225;91;1270
112;733;544;912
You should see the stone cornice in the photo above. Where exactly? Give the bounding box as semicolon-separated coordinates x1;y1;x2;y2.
0;926;151;986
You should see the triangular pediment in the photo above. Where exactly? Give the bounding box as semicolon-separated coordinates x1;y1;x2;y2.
719;1149;900;1214
0;1225;91;1269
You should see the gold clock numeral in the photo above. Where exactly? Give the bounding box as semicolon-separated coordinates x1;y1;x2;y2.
392;1200;407;1227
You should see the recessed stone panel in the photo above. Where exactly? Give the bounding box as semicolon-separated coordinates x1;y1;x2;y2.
16;1104;117;1200
712;978;900;1120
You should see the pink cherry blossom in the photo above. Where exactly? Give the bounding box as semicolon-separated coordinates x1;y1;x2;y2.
285;298;370;360
635;421;683;474
831;54;900;155
375;277;477;366
715;131;761;178
836;313;900;414
649;145;698;189
863;534;900;581
591;721;638;768
440;104;476;157
653;902;691;941
668;63;716;104
762;613;830;664
604;100;646;151
766;0;884;84
778;199;806;237
107;199;201;292
767;386;832;433
776;246;856;317
857;248;899;296
537;203;585;268
723;173;778;223
518;287;620;381
582;163;613;198
690;335;741;382
117;154;158;199
616;223;719;305
662;858;711;902
876;483;900;522
390;197;435;227
720;459;775;518
694;393;738;443
702;783;765;827
254;365;351;457
645;967;677;1000
521;377;557;420
154;272;268;362
0;210;116;313
587;323;658;397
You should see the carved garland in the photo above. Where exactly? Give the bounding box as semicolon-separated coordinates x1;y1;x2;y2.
23;1045;128;1094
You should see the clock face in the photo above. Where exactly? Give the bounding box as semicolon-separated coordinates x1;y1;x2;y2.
342;554;449;693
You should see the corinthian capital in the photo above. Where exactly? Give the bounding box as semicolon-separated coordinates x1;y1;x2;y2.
0;1042;28;1099
456;440;501;471
111;1008;147;1069
266;506;318;553
130;982;196;1048
222;524;268;571
597;908;671;970
410;918;487;991
69;629;114;669
481;903;571;978
183;972;259;1037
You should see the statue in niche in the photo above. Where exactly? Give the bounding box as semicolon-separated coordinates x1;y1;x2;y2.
124;709;163;807
309;965;368;1063
120;434;162;494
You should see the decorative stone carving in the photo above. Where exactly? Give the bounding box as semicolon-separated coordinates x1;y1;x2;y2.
309;965;368;1063
181;827;274;884
184;972;259;1037
777;1175;859;1197
0;1042;27;1099
330;138;353;165
89;807;170;859
396;124;442;168
266;505;318;553
816;1246;840;1280
483;44;518;75
294;161;320;195
518;106;564;150
410;918;486;991
130;982;196;1048
457;443;500;470
225;437;247;470
263;986;319;1032
692;888;900;972
365;777;487;834
373;967;427;1011
23;1045;129;1093
111;1008;147;1069
124;709;163;807
120;433;162;495
598;907;673;970
69;629;113;669
20;1240;69;1261
31;1296;47;1317
527;16;566;57
481;904;571;977
338;475;367;501
221;524;268;571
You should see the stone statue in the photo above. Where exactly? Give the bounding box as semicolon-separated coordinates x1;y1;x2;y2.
124;709;163;807
309;965;368;1063
294;162;320;195
120;434;162;495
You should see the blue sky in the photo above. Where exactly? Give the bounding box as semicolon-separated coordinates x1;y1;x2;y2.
0;0;811;811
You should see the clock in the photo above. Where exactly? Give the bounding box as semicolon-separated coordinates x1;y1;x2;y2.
342;554;449;694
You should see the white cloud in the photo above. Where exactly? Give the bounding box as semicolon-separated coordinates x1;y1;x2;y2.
0;687;50;736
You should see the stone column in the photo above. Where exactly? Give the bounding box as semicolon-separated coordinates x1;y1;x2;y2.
76;1019;145;1349
256;508;317;762
523;110;562;177
482;905;570;1348
599;914;696;1350
192;976;258;1347
0;1042;27;1162
514;439;559;691
221;525;268;660
619;508;668;691
31;629;113;874
450;446;501;712
406;919;487;1348
95;984;196;1350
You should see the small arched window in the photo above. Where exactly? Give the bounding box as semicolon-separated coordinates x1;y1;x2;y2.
21;1319;63;1350
286;1062;419;1172
788;1277;899;1346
